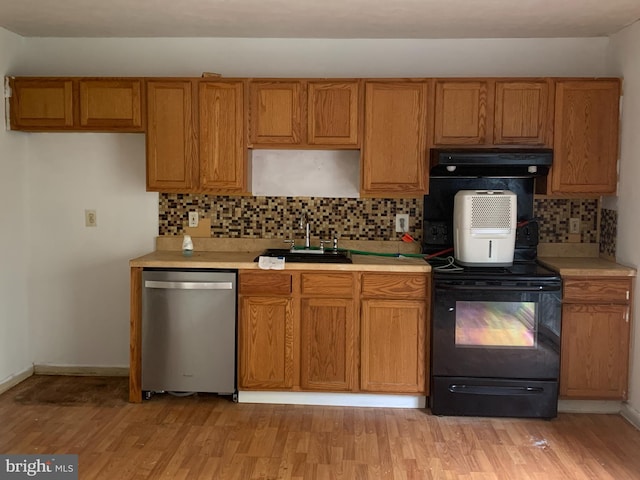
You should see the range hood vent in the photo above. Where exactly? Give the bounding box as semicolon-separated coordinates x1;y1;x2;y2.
430;148;553;177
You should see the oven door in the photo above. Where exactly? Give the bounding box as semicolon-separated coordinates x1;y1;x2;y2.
432;279;561;379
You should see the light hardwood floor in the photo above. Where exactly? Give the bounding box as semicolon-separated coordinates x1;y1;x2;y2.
2;375;640;479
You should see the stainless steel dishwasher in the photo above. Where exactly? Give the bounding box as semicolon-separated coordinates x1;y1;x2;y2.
142;269;237;398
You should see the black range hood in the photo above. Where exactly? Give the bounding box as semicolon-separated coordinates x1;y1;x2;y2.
430;148;553;177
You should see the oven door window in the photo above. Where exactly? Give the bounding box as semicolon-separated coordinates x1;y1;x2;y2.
455;300;537;348
431;283;561;379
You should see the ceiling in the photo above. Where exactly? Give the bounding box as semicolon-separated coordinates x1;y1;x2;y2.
1;0;640;39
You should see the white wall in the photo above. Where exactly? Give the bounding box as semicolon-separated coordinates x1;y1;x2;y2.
609;21;640;416
2;33;618;372
0;29;31;384
27;134;157;367
10;37;611;78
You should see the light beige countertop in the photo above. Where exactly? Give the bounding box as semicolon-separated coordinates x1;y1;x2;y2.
131;238;636;276
130;237;430;272
538;256;636;277
130;250;431;272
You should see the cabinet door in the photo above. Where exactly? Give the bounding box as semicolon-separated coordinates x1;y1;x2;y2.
494;80;552;146
362;81;428;197
300;298;354;391
79;79;144;131
560;303;630;399
307;81;359;146
10;78;74;129
239;296;294;390
360;299;426;394
199;81;247;193
433;80;492;145
249;81;303;145
146;80;197;192
552;80;620;194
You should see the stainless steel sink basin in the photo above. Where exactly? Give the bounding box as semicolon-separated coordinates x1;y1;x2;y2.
254;248;352;264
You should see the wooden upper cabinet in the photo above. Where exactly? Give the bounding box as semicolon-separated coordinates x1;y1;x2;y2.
551;79;620;194
78;79;144;131
307;81;359;146
494;80;552;146
434;78;552;147
433;80;492;145
146;80;196;192
10;78;74;129
199;81;247;193
147;79;247;194
249;80;303;145
9;77;144;131
361;81;429;197
248;79;360;148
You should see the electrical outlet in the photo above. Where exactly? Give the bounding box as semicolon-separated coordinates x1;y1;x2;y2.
188;211;199;228
395;214;409;233
85;209;97;227
569;218;580;234
425;221;449;245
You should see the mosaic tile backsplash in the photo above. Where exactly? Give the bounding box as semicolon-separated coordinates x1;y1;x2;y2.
159;194;612;248
160;195;423;241
600;208;617;258
533;198;599;243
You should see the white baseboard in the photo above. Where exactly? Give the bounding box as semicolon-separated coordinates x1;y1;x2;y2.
557;399;622;414
0;366;34;395
33;365;129;377
621;403;640;431
238;391;427;408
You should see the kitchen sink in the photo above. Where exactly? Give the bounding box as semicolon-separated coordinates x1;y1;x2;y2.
254;248;353;264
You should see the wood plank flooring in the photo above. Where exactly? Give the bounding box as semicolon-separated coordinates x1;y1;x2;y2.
2;375;640;479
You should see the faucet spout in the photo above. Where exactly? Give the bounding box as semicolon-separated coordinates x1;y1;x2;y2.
299;213;311;248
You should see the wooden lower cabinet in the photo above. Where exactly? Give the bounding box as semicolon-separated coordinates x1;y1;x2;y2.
238;296;294;390
360;299;426;393
238;271;294;390
360;273;429;395
238;270;429;396
300;297;354;391
560;277;632;400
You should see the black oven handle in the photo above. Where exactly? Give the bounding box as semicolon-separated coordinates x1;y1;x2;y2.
449;384;545;396
436;284;559;292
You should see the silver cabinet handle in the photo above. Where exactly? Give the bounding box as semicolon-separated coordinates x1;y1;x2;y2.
145;281;233;290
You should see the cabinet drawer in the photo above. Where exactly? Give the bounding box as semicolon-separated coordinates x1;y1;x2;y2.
300;273;354;297
239;272;292;295
361;273;427;299
563;278;632;303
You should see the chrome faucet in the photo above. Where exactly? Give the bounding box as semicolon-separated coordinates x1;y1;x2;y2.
299;213;311;249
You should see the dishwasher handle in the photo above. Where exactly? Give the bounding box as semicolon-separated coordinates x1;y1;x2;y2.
144;280;234;290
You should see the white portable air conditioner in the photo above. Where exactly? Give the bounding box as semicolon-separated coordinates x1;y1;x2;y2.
453;190;517;266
